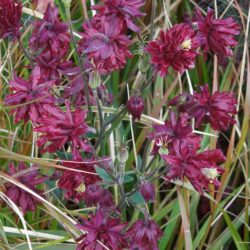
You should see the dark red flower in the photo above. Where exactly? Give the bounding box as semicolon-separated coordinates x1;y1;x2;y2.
128;219;162;250
127;95;144;120
162;144;225;193
57;159;100;203
76;209;128;250
92;0;145;32
192;85;237;130
4;162;47;214
4;66;57;124
78;15;132;74
29;4;70;68
139;182;155;202
195;8;240;61
148;111;201;155
83;184;115;209
146;23;201;76
34;100;93;159
0;0;22;40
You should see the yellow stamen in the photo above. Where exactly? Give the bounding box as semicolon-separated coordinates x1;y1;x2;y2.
181;39;192;50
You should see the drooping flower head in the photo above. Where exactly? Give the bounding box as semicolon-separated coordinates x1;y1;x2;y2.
127;95;144;121
128;219;163;250
57;158;100;203
78;15;132;74
0;0;22;40
139;182;155;202
148;111;201;155
3;162;47;214
76;209;128;250
146;23;201;76
162;144;225;193
29;4;70;69
35;100;93;159
4;66;57;124
92;0;146;32
170;85;237;131
195;8;240;61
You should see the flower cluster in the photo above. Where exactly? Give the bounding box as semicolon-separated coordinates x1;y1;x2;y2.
146;8;240;76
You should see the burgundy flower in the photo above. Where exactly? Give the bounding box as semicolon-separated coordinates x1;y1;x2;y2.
195;8;240;61
146;23;201;76
78;16;132;74
191;85;237;130
83;184;115;209
92;0;146;32
148;111;201;155
29;4;70;69
34;100;93;159
162;144;225;193
0;0;22;40
4;66;57;124
76;209;128;250
128;219;163;250
127;95;144;121
4;162;47;214
57;159;100;203
139;182;155;202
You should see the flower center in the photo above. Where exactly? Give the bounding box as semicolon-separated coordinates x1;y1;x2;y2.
180;39;192;50
92;33;109;44
75;183;85;193
202;168;219;180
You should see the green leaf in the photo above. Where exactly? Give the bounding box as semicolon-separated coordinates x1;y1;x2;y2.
129;191;145;204
94;166;113;182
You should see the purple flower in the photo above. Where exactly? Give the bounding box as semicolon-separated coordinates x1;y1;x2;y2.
162;144;225;193
146;23;201;76
57;158;100;203
83;184;115;209
139;182;155;202
195;8;240;61
78;15;132;74
76;209;128;250
92;0;146;32
0;0;22;40
4;66;57;124
128;219;163;250
148;111;201;155
29;4;70;70
127;95;144;121
4;162;47;214
34;100;93;159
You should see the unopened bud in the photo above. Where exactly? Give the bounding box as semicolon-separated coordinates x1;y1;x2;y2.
138;54;150;74
89;71;101;90
127;95;144;121
140;182;155;202
62;0;72;8
117;145;129;164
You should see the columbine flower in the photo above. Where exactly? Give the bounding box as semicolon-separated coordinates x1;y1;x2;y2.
139;182;155;202
76;209;128;250
127;95;144;121
128;219;163;250
4;66;57;124
4;162;47;214
78;15;132;74
0;0;22;40
161;144;225;193
148;111;201;155
29;4;70;68
83;184;115;209
195;8;240;61
57;159;100;203
92;0;146;32
192;85;237;131
145;23;201;76
35;100;93;159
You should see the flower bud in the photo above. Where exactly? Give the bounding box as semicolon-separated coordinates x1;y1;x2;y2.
139;182;155;202
127;95;144;121
62;0;72;8
138;54;150;74
89;71;101;90
117;145;129;164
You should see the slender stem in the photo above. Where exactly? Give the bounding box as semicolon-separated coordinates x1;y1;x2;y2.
64;6;92;116
17;37;34;68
